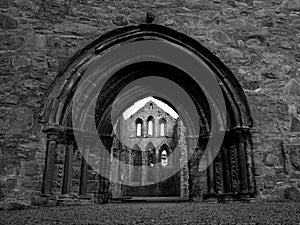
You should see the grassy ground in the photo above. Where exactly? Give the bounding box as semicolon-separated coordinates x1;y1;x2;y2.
0;202;299;225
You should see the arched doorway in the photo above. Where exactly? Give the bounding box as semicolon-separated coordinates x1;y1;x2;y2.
39;24;256;203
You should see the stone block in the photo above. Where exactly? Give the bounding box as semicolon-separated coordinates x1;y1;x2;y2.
264;176;275;189
279;0;300;11
0;15;18;29
21;181;40;189
284;79;300;96
0;34;24;50
22;161;40;176
12;56;31;68
0;95;20;104
112;14;129;26
213;31;231;44
264;153;280;167
291;117;300;132
0;0;10;8
284;186;300;201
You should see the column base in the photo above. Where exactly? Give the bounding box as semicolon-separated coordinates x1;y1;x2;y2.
94;193;109;204
203;192;255;203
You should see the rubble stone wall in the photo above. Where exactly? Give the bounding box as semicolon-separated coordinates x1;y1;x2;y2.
0;0;300;203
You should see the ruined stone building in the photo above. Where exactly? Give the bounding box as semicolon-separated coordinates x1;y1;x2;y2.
110;100;189;199
0;0;300;206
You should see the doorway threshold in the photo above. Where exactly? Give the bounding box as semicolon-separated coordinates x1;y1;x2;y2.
110;197;189;203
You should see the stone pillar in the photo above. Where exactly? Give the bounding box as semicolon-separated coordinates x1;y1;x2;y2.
95;134;113;204
247;129;257;194
110;147;122;198
155;148;160;194
79;144;90;196
62;137;74;195
214;149;224;194
201;134;216;195
228;130;240;193
235;128;249;194
187;135;206;200
142;150;147;186
42;125;65;196
42;140;56;195
221;143;232;193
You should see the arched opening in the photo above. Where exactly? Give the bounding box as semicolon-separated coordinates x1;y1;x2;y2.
159;118;166;137
40;24;255;204
135;118;143;137
111;96;183;198
147;116;154;136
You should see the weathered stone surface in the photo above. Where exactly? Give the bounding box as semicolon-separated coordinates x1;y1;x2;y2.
284;186;300;201
0;0;299;205
291;117;300;132
0;0;8;8
0;15;18;29
265;153;280;167
282;65;293;74
290;145;300;170
213;30;231;44
0;107;34;134
284;79;300;96
112;14;129;26
279;0;300;11
0;95;19;105
280;40;293;49
12;56;31;68
0;34;24;50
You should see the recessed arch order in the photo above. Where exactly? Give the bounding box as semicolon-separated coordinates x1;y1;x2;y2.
40;24;256;203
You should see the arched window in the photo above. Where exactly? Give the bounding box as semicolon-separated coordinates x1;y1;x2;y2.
159;118;166;136
160;144;169;167
149;102;153;110
147;116;154;136
161;150;168;166
136;118;143;136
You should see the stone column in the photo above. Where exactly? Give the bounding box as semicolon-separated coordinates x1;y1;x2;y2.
247;129;258;194
187;135;206;200
235;128;249;194
214;149;224;194
221;143;232;193
228;130;240;193
42;125;65;196
62;136;74;195
95;134;113;204
200;134;216;195
142;150;147;186
79;144;90;196
110;147;121;198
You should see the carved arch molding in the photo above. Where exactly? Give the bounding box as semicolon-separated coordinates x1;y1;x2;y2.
40;24;256;203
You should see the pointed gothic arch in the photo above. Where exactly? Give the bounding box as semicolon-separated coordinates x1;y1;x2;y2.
40;24;256;203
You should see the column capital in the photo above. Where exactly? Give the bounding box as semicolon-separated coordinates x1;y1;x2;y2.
227;127;252;139
42;124;66;142
42;124;66;134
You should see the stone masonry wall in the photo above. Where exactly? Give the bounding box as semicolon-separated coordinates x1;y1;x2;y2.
120;101;178;150
0;0;300;203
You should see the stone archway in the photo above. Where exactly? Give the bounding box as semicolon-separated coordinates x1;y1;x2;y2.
39;24;256;204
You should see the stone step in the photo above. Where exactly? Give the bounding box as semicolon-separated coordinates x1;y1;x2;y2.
118;197;189;203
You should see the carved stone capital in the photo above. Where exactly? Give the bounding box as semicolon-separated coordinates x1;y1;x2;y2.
42;124;66;142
